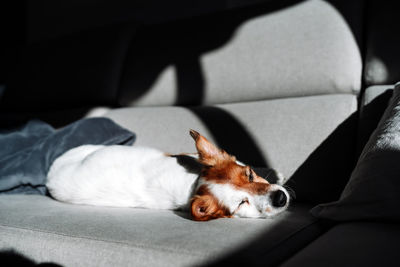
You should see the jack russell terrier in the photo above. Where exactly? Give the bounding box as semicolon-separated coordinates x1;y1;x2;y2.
46;130;290;221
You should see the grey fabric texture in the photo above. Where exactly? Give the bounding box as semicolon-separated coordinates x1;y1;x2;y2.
280;222;400;267
311;83;400;222
106;94;358;203
0;195;315;267
119;0;361;106
0;118;135;195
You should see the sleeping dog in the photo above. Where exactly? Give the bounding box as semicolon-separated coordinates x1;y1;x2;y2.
46;130;290;221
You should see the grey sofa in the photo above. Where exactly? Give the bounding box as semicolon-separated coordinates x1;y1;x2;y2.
1;0;399;266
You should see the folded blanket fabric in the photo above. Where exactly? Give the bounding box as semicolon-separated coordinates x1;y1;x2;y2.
0;118;135;195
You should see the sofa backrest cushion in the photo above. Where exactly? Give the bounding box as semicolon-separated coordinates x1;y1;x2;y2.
119;0;362;106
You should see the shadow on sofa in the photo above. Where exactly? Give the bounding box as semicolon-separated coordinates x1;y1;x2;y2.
0;250;62;267
204;213;332;267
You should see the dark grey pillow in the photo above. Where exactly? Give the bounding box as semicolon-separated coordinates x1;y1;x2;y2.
311;83;400;222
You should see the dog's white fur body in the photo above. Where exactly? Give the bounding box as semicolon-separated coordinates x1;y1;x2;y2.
47;145;198;210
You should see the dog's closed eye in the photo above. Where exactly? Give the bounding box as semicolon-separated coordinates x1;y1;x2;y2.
245;167;254;182
239;198;249;206
249;171;254;182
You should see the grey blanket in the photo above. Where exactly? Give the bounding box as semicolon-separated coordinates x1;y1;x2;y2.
0;118;135;195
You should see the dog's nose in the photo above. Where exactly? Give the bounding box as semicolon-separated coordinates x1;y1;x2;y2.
270;190;287;208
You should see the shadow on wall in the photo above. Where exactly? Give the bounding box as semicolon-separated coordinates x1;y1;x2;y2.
0;250;62;267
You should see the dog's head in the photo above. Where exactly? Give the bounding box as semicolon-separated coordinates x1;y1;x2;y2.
189;130;290;221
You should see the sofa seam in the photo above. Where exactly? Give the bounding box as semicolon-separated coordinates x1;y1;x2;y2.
112;93;358;110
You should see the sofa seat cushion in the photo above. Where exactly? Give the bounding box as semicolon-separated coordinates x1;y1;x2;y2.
0;195;317;267
280;222;400;267
105;94;358;203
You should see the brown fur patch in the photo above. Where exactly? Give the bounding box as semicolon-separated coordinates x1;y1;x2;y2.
190;185;231;221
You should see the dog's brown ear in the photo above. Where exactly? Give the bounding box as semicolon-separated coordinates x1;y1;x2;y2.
189;129;201;141
189;129;233;166
191;194;231;221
